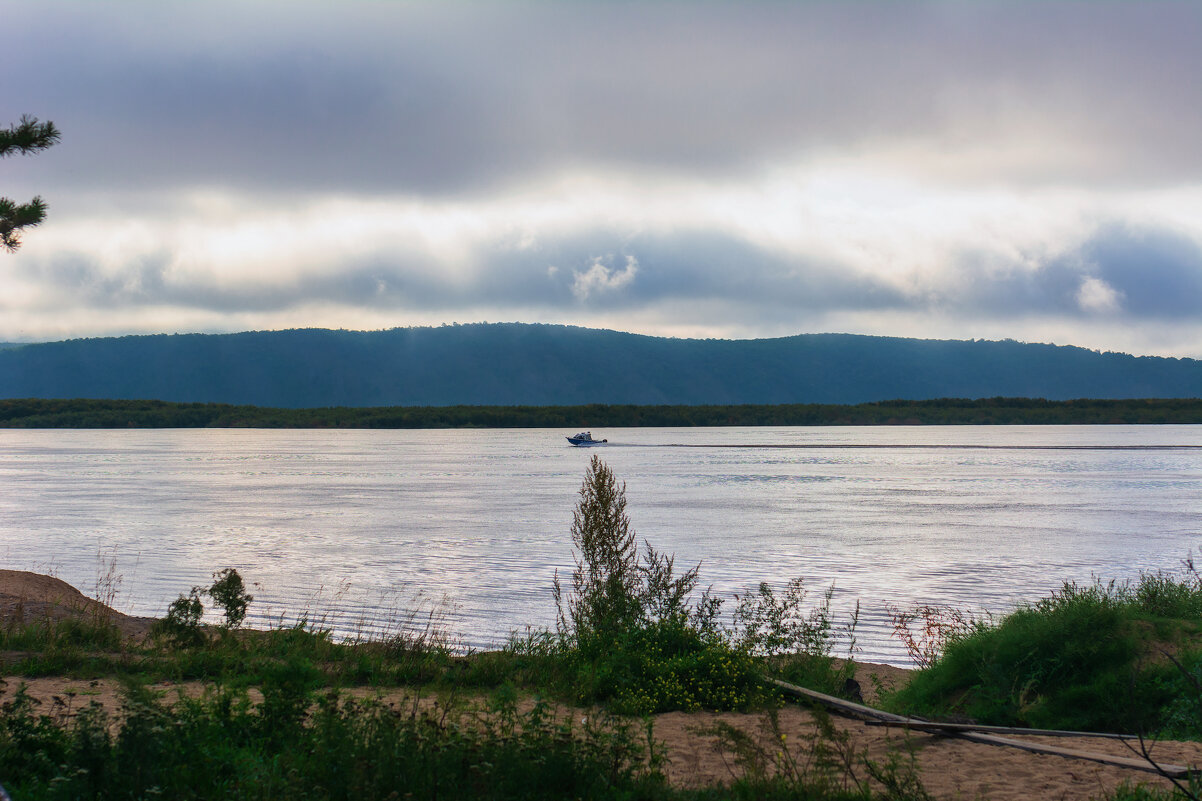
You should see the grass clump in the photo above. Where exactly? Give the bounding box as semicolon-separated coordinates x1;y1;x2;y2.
0;599;126;677
1;617;123;656
702;707;932;801
888;574;1202;735
144;610;466;690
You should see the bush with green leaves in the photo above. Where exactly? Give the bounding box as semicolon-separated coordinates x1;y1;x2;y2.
551;455;855;714
151;568;254;649
207;567;253;628
732;579;859;694
551;456;748;713
890;574;1202;734
554;455;714;645
583;616;765;714
153;589;205;648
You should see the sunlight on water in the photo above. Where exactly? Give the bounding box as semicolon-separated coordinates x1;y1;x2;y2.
2;425;1201;664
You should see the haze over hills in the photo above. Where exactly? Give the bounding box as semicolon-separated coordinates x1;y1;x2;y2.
0;324;1200;408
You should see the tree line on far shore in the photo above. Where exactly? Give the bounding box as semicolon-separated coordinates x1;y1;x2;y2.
3;396;1202;428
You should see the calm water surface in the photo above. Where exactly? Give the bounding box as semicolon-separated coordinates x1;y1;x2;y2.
2;426;1201;664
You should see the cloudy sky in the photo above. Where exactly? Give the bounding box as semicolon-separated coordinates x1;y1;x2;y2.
3;2;1201;356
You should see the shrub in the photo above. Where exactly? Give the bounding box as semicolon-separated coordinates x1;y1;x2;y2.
575;617;766;715
886;604;987;670
733;579;859;695
552;456;854;713
152;589;205;648
1157;652;1202;741
207;568;253;629
150;568;255;652
554;455;711;646
551;456;743;712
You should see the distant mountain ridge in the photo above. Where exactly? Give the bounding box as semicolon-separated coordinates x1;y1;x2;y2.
1;323;1200;407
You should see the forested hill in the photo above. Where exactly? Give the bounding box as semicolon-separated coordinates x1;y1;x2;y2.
1;324;1200;407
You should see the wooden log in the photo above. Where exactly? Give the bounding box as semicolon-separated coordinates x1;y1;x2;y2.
767;677;1197;779
862;719;1138;740
765;677;907;723
954;731;1194;779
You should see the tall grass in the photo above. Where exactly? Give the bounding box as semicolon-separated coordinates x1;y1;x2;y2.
0;675;669;800
703;707;932;801
0;591;127;678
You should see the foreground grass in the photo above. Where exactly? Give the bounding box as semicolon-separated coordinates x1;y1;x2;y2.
1;677;668;801
0;668;938;801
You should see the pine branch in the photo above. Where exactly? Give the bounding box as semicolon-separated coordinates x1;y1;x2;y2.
0;196;48;252
1;114;59;251
0;115;61;158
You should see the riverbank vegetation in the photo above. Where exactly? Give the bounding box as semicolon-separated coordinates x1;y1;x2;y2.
4;396;1202;428
888;572;1202;740
4;457;1202;798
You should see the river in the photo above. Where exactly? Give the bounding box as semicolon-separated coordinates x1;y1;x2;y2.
2;425;1200;664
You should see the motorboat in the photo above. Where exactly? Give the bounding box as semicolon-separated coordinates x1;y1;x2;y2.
566;431;607;446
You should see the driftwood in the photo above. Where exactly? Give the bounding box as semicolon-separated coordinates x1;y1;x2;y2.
862;718;1138;740
767;677;1198;779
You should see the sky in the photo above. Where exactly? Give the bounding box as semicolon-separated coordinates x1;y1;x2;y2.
3;1;1202;357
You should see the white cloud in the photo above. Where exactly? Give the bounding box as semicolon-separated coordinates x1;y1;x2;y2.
1076;276;1124;314
570;255;639;301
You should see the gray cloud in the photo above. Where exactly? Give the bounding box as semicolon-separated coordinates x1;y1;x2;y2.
5;2;1200;199
21;224;914;317
1078;226;1202;318
21;216;1202;329
12;215;1202;357
948;224;1202;320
